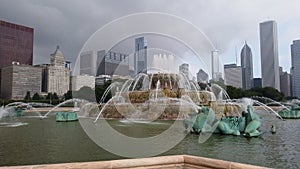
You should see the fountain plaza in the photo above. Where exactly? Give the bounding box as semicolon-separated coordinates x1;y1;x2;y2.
0;71;299;168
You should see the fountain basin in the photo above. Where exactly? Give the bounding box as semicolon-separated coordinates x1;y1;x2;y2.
278;105;300;119
56;112;78;122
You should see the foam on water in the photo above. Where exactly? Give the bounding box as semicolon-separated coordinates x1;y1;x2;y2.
0;122;28;127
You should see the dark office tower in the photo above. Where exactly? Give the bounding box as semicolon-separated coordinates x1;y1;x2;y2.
259;20;280;91
0;20;33;67
0;20;34;96
134;37;147;75
241;42;253;90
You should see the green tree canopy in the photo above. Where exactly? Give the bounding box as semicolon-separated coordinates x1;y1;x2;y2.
32;92;40;100
226;86;243;99
64;90;73;100
225;86;284;101
24;91;31;101
52;93;59;100
95;81;112;103
73;86;96;102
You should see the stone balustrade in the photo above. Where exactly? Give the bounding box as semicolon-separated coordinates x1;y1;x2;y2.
0;155;270;169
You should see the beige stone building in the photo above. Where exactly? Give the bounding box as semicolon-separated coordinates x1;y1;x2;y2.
47;46;70;96
1;64;42;100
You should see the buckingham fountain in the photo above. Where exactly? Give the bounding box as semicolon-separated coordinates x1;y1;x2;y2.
0;69;289;137
71;69;284;139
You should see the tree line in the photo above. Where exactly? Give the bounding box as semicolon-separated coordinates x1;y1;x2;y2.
225;85;290;101
0;80;293;106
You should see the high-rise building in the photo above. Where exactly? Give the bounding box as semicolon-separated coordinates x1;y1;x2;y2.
47;46;70;96
179;63;189;80
291;39;300;98
259;20;280;91
197;69;209;83
1;64;41;100
34;64;49;93
134;37;147;74
253;78;262;88
80;50;97;76
224;64;242;88
211;50;223;82
97;50;129;76
279;67;291;97
241;42;253;90
0;20;34;95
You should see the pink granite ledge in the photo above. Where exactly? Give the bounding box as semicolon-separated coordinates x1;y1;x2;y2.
0;155;271;169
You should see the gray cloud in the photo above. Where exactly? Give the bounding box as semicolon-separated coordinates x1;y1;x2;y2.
1;0;300;77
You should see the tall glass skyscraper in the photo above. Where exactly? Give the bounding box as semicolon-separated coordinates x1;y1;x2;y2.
211;50;222;82
134;37;147;75
259;20;280;91
240;42;253;90
291;40;300;98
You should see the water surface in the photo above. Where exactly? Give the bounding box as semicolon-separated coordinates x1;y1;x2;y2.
0;113;299;168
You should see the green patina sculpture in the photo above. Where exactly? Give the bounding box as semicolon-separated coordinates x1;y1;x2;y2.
278;105;300;119
243;105;262;137
15;107;24;117
184;105;262;137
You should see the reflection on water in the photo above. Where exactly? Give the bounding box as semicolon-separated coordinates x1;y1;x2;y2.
0;115;299;168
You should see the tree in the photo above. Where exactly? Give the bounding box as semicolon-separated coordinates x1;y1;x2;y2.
226;86;243;99
198;82;208;90
52;93;59;100
95;81;112;103
24;91;31;101
225;85;284;101
32;92;40;100
45;92;59;104
73;86;96;102
46;93;53;100
64;90;73;100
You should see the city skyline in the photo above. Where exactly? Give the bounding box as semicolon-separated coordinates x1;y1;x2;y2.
1;0;300;78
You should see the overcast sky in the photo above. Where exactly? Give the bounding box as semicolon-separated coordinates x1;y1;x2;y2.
1;0;300;77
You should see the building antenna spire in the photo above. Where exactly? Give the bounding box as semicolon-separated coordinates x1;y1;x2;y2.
235;45;238;65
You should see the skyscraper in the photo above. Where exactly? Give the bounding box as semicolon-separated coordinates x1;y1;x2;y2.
0;20;33;68
240;42;253;90
134;37;147;74
291;40;300;98
97;50;129;76
211;50;223;82
47;46;70;96
259;20;280;91
0;20;34;96
279;67;291;97
224;64;242;88
80;50;97;76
